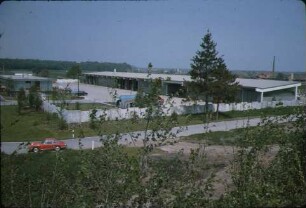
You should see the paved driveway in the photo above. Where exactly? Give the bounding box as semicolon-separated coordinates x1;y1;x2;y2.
55;82;137;103
1;116;296;155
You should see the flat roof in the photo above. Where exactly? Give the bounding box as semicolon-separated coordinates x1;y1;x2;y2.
236;78;300;90
84;71;191;82
84;71;301;91
0;74;52;81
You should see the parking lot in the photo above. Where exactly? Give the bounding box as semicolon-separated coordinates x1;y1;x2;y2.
53;80;202;107
55;81;137;103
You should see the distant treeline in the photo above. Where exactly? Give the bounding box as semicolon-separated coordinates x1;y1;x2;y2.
0;58;133;72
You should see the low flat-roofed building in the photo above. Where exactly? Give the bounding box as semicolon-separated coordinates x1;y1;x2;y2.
236;78;301;102
0;74;53;92
83;71;301;102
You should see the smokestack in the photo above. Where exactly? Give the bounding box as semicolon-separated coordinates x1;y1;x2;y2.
272;56;275;74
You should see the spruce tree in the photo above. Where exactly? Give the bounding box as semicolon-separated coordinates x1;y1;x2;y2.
189;30;238;120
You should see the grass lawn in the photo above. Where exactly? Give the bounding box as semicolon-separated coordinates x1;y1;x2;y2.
0;106;89;142
180;105;302;125
55;102;115;111
181;129;243;146
1;105;303;142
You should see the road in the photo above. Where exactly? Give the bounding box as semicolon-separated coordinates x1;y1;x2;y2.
2;115;298;155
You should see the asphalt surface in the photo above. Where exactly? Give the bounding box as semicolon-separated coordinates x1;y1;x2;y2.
1;116;296;155
55;82;137;103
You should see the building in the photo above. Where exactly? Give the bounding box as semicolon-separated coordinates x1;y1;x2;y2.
83;71;301;103
237;78;301;102
84;71;188;96
0;74;53;92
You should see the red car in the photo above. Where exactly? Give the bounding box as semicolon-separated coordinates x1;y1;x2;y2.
28;138;67;153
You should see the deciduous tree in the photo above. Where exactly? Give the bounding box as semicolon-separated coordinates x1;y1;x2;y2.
66;64;82;79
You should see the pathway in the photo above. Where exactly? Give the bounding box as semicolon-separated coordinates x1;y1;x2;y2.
0;115;296;154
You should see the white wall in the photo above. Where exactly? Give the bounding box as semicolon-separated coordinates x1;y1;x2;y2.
41;100;304;124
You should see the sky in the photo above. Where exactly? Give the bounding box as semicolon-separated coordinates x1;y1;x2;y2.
0;0;305;72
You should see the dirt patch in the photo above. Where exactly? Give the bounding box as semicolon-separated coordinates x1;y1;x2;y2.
158;142;236;164
156;141;280;198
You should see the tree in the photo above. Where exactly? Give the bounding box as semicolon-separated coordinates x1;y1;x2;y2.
32;69;49;77
28;86;42;111
17;88;27;114
66;65;81;79
148;62;153;76
275;72;286;80
211;58;239;119
189;30;237;121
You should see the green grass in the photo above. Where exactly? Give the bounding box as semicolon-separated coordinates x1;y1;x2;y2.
0;106;82;141
181;129;241;146
1;105;303;142
46;94;84;101
47;69;67;79
181;106;302;125
182;122;298;146
55;102;115;111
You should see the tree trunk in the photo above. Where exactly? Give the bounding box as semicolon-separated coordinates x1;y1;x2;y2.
205;94;209;122
216;101;220;120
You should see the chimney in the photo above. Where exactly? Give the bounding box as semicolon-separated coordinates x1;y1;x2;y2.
114;68;116;73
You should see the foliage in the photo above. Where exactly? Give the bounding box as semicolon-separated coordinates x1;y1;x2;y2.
1;108;306;207
28;86;42;111
0;58;133;72
55;102;114;111
275;72;286;80
182;129;240;146
0;106;72;141
16;88;27;114
148;62;153;75
133;76;184;178
188;30;238;121
17;86;42;114
1;105;303;142
216;109;306;207
52;87;71;130
66;64;82;79
32;68;49;77
75;102;80;110
89;108;98;129
210;58;240;119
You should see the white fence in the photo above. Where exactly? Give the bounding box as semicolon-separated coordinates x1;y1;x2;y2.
41;99;305;124
0;100;17;106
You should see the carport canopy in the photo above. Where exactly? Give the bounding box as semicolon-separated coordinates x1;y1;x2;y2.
236;78;301;102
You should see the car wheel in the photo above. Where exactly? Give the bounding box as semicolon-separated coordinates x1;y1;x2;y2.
55;146;61;151
33;147;39;153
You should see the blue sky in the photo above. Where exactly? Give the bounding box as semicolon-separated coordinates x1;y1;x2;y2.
0;1;305;72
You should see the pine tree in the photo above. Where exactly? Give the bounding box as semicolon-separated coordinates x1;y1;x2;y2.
189;30;239;121
211;58;239;119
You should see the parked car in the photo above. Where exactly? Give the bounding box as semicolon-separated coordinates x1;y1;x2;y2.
28;138;67;153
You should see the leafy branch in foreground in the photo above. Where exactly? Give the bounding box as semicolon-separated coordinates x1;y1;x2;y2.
217;109;306;207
